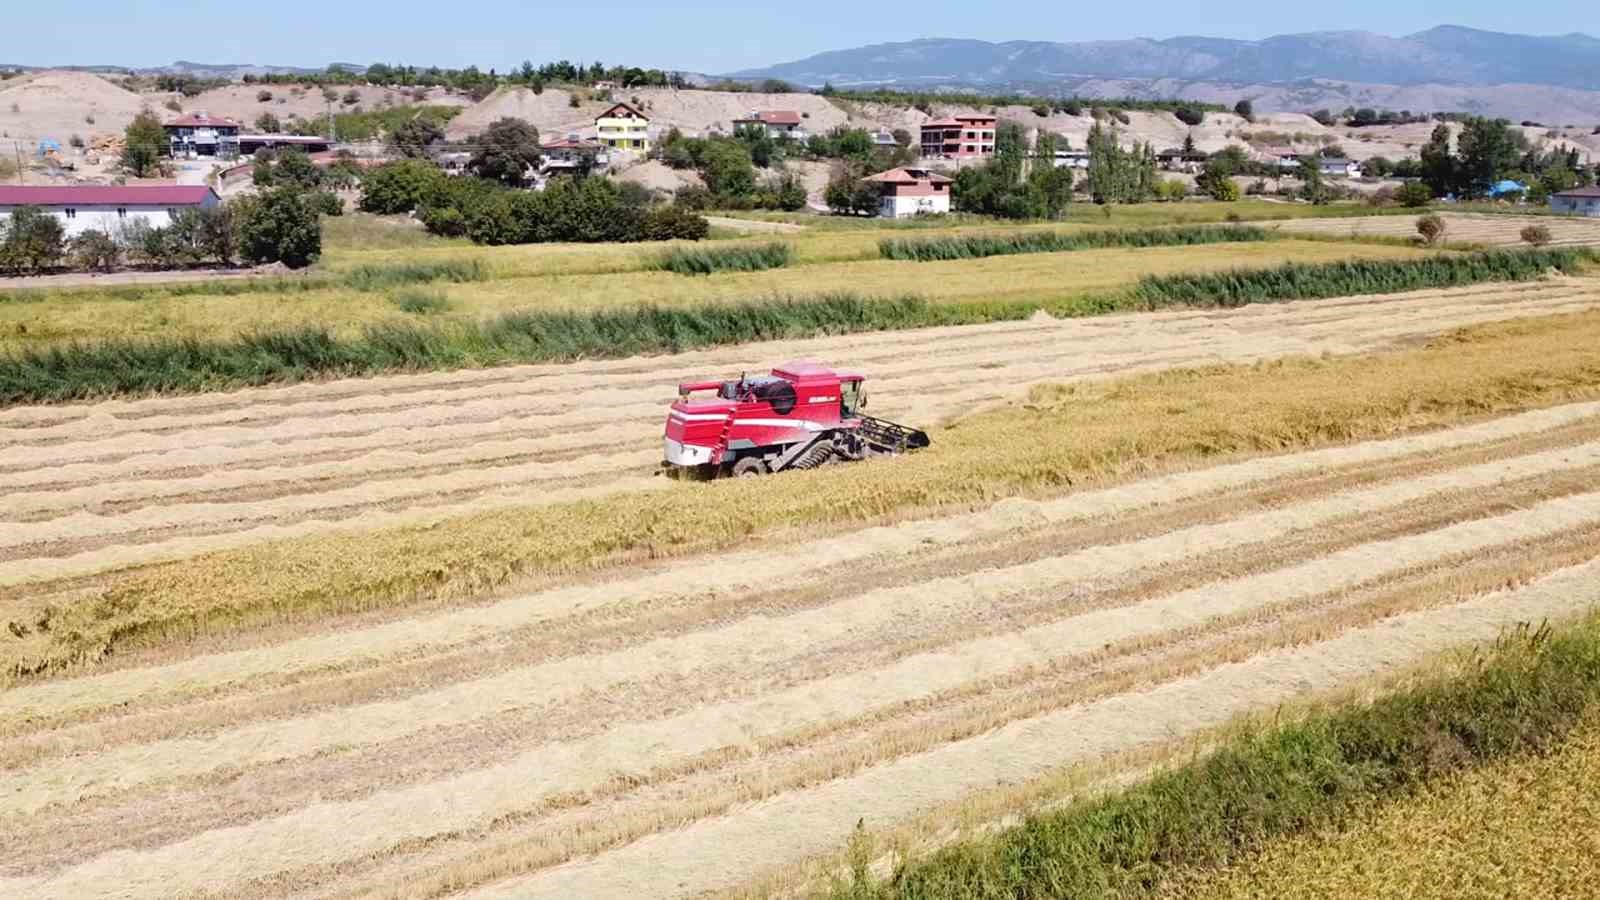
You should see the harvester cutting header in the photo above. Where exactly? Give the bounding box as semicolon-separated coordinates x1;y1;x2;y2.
662;361;930;478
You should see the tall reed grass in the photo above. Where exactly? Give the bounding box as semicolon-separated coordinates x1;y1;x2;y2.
340;258;489;291
1;249;1586;405
0;259;490;307
1133;248;1595;309
653;242;795;275
823;615;1600;899
878;224;1271;261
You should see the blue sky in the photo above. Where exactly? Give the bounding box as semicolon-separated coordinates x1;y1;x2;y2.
2;1;1594;73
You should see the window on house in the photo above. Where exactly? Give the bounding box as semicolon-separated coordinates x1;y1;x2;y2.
64;208;76;219
117;208;127;218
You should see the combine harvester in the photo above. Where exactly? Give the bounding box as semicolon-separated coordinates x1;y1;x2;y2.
662;360;930;478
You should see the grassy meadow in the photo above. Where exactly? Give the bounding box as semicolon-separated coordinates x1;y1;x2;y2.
1;237;1429;351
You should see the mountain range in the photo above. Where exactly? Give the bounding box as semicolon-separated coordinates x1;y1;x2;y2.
727;26;1600;92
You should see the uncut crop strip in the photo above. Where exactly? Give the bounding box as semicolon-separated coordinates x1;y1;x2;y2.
3;404;1600;900
3;279;1596;590
1272;213;1600;248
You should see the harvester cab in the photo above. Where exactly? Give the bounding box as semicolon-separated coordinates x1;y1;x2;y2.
662;360;929;478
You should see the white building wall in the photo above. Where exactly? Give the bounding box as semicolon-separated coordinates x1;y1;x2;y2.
878;193;950;218
0;200;217;238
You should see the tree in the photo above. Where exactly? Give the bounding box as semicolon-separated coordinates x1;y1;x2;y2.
1396;181;1433;208
1182;132;1197;156
1298;156;1330;204
1454;117;1525;200
0;205;66;272
824;168;879;216
1420;124;1456;198
1174;107;1204;127
121;109;166;177
1084;123;1152;204
359;159;447;213
388;116;445;159
468;117;542;187
254;112;282;133
1233;99;1254;122
234;188;322;268
70;230;121;272
699;139;757;198
273;148;322;190
1310;109;1337;127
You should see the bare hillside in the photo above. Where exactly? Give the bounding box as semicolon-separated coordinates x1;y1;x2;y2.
0;71;147;145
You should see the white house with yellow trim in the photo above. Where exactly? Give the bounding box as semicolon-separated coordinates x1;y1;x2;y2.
594;101;651;151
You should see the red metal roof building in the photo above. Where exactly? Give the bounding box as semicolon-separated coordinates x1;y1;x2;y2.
0;185;221;237
919;114;996;159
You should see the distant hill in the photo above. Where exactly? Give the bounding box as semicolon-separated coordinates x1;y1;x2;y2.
727;26;1600;92
0;60;358;79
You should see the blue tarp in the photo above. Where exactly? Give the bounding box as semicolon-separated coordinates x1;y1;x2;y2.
36;138;61;155
1490;180;1528;196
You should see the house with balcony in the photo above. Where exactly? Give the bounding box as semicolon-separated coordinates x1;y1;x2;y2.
540;135;610;176
919;115;996;160
863;166;952;218
595;101;651;151
163;113;241;159
731;110;806;140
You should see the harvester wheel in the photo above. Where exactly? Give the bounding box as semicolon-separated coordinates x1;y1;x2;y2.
731;457;768;478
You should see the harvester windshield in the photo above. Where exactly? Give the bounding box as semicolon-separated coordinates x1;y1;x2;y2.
839;379;862;417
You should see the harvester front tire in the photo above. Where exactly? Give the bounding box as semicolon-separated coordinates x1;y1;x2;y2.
731;457;768;478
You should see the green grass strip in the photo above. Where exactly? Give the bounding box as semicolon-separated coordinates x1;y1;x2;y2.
823;614;1600;899
1133;248;1594;309
877;224;1270;262
2;249;1591;406
653;241;795;275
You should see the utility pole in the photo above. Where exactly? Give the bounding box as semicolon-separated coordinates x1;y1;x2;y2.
327;97;337;143
14;141;23;185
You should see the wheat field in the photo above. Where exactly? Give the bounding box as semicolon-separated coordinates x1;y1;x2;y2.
1273;212;1600;248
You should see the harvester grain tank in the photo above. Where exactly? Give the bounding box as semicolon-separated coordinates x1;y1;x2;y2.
662;360;929;478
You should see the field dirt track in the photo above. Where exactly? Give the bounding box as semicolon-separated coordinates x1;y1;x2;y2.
4;277;1598;589
1274;212;1600;247
4;393;1600;899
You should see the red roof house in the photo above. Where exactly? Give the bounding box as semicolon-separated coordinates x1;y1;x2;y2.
861;167;953;218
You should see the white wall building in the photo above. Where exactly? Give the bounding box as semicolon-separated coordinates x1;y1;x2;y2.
0;185;222;238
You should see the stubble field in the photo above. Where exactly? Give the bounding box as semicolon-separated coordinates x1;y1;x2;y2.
5;207;1600;898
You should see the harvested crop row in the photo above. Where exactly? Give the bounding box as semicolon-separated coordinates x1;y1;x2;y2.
3;280;1595;593
8;302;1600;682
5;475;1596;899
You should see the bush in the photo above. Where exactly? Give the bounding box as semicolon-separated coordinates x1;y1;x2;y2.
390;288;451;315
641;205;711;241
654;242;793;275
234;187;323;268
69;230;120;272
1174;106;1204;126
0;205;67;273
256;89;273;102
1155;179;1189;202
358;159;449;214
1397;181;1433;207
1521;224;1553;247
1416;213;1448;246
68;134;84;149
1210;178;1241;201
311;190;344;216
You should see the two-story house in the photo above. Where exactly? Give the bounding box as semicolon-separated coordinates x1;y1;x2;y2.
731;110;806;140
594;102;651;152
164;113;242;159
919;115;996;159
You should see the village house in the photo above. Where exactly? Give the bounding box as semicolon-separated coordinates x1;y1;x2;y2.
919;115;997;159
1550;186;1600;217
0;185;221;237
238;133;333;156
540;135;609;176
870;130;899;148
164;113;241;159
1317;157;1361;178
594;101;651;151
1257;146;1301;170
731;110;807;140
863;166;952;218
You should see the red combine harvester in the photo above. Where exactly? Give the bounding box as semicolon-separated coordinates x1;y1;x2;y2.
662;360;930;478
